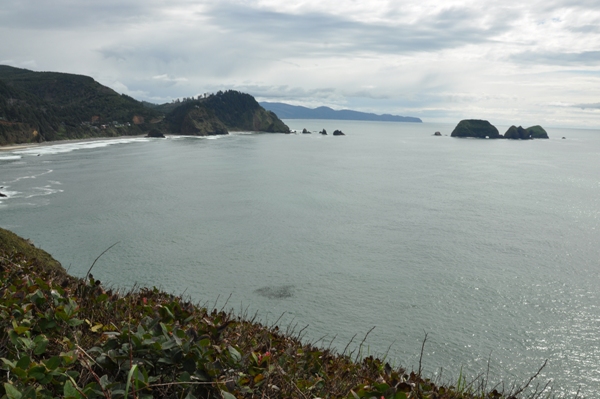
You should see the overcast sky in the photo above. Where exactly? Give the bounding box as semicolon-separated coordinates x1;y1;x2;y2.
2;0;600;127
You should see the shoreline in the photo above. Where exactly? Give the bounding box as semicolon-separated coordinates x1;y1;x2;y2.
0;134;150;152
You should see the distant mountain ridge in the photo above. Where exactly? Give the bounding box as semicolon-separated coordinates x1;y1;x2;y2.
260;102;422;123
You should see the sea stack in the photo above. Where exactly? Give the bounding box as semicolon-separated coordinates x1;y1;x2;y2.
451;120;501;139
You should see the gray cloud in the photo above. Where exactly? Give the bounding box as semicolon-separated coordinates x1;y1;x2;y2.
573;103;600;109
2;0;600;126
0;0;156;29
511;50;600;66
203;3;513;56
568;25;600;33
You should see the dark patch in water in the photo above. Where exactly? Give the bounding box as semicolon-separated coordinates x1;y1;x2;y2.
254;285;294;299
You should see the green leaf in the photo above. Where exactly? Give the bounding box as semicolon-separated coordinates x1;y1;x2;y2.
28;365;47;381
20;386;37;399
184;391;198;399
124;364;138;399
33;335;49;355
1;357;17;369
394;393;408;399
66;318;84;327
228;346;242;363
179;371;191;382
99;375;110;389
38;319;57;331
43;356;61;371
64;380;81;399
16;355;31;370
220;391;237;399
4;383;23;399
13;325;30;335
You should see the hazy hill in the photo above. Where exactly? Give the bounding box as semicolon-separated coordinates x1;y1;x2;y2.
260;102;422;123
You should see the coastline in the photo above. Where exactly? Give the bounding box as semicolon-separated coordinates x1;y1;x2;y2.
0;134;150;152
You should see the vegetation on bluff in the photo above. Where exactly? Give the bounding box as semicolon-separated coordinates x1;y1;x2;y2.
1;227;552;399
0;66;289;145
163;91;289;135
0;65;162;145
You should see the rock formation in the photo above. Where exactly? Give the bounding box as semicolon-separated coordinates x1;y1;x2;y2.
450;120;501;138
503;125;548;139
333;130;345;136
147;129;166;138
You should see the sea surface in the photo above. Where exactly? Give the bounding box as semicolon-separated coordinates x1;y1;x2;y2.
1;121;599;397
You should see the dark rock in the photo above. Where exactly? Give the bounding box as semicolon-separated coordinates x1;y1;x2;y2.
434;131;442;136
320;129;327;135
504;125;549;139
302;128;311;134
0;192;7;198
333;129;345;136
562;137;566;139
526;125;549;139
451;120;501;138
504;125;530;140
147;129;166;138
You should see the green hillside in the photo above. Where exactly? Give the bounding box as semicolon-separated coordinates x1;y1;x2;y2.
0;65;160;126
0;66;289;145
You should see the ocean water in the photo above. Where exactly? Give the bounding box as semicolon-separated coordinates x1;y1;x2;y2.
1;121;599;397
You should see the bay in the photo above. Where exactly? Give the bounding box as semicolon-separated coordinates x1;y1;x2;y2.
1;121;599;396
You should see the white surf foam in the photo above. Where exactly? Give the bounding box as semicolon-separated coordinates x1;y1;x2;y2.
171;135;226;140
0;155;22;161
13;138;150;156
25;185;64;198
3;169;53;185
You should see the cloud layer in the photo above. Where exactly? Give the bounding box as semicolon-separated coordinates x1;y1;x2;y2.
2;0;600;126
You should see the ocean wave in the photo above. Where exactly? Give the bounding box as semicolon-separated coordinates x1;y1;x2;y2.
25;185;64;198
171;135;227;140
3;169;53;185
0;189;20;199
0;155;22;161
13;138;150;156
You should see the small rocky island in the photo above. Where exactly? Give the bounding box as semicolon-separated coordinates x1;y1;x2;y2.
503;125;549;139
451;119;549;139
333;129;345;136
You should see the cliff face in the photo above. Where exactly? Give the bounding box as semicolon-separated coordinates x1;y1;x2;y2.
202;90;289;133
164;90;290;135
165;102;228;136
